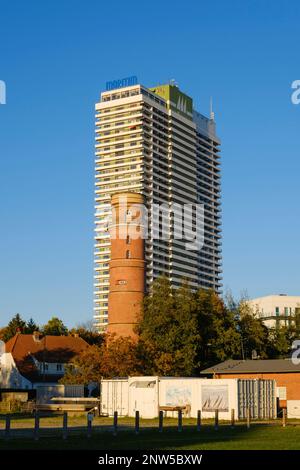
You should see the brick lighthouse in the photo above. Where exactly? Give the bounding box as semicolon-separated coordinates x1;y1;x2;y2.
107;192;146;338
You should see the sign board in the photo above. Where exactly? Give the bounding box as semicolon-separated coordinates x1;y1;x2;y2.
106;76;138;91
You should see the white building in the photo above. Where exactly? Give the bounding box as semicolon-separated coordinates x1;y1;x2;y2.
248;295;300;328
94;80;222;332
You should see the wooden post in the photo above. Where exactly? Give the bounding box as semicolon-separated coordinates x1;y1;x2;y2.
159;410;163;433
214;410;219;430
231;409;235;428
197;410;201;431
246;407;250;429
178;409;183;433
5;415;10;440
87;413;93;438
135;410;139;435
34;411;40;441
113;411;118;436
282;408;286;427
63;412;68;440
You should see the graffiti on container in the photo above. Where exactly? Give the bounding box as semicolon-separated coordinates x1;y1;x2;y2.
201;384;229;412
166;386;192;407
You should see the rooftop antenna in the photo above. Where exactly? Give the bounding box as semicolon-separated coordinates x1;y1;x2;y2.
210;96;215;121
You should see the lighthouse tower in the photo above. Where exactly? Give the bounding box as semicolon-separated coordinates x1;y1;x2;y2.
107;192;145;338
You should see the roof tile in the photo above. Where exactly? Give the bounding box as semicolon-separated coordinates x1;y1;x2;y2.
5;333;89;383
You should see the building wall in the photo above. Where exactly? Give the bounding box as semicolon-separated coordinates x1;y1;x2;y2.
94;87;144;331
0;353;68;390
32;357;65;375
94;83;222;332
35;384;84;403
107;192;145;338
215;372;300;404
0;353;32;389
248;295;300;328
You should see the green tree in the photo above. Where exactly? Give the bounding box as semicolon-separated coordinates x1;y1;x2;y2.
42;317;68;336
195;289;241;369
267;326;295;358
3;314;26;342
61;345;103;384
69;321;104;347
237;300;269;358
25;318;40;334
137;278;199;376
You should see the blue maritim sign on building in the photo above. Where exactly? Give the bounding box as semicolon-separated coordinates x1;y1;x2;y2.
106;76;138;91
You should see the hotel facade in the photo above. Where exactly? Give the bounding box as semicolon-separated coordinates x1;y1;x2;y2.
94;81;222;332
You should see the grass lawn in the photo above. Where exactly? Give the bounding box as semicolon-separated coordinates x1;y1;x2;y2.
1;419;300;450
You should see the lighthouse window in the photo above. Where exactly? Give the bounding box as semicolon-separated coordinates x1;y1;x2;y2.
126;250;131;259
126;235;131;244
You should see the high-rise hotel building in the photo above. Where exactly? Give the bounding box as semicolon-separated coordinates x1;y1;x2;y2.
94;81;222;332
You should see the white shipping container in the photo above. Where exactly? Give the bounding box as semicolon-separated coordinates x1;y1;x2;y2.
100;378;129;416
101;377;238;420
101;376;276;420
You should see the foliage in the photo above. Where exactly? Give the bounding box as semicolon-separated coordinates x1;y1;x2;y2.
0;327;7;341
194;289;242;368
69;321;104;347
24;318;40;334
2;314;27;342
238;312;269;359
42;317;68;336
2;278;299;379
60;334;141;384
267;326;295;358
137;278;199;376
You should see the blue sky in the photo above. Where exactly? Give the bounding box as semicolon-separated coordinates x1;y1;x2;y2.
0;0;299;327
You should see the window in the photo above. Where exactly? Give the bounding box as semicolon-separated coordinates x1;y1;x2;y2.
57;364;63;372
126;250;131;259
126;235;131;245
277;387;287;400
284;307;289;316
275;307;280;316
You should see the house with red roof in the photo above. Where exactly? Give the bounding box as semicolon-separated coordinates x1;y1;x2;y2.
0;331;89;389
